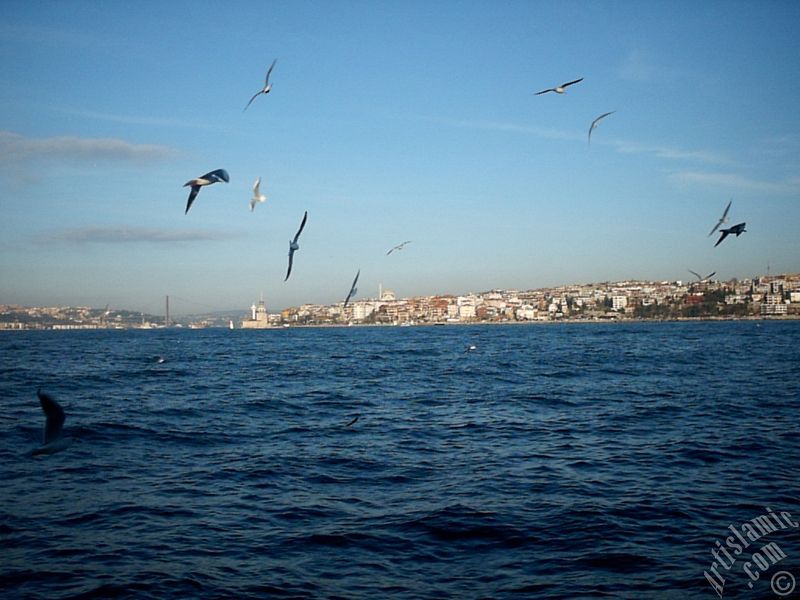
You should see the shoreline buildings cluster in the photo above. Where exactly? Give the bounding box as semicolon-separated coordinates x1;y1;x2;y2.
3;273;799;331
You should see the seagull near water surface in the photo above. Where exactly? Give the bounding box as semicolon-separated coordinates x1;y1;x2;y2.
285;210;308;282
588;111;616;144
183;168;229;214
32;389;72;456
343;269;360;308
243;59;277;112
535;77;583;95
249;177;267;212
386;241;412;255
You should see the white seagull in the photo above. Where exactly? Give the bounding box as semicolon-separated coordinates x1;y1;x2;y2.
386;241;412;256
535;77;583;95
588;111;615;144
243;59;277;112
708;200;732;237
249;177;267;211
344;269;360;308
285;211;308;281
183;168;229;214
32;389;72;456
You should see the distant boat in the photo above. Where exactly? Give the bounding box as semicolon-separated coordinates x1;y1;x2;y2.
229;320;235;330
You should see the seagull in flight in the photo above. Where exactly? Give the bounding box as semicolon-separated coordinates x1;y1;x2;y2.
714;222;746;247
343;269;360;308
688;269;716;281
249;177;267;212
183;169;229;214
588;111;615;144
32;389;72;456
535;77;583;95
386;241;412;255
708;200;732;237
285;211;308;281
243;59;277;112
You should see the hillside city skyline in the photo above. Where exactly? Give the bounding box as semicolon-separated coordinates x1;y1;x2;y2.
3;270;798;330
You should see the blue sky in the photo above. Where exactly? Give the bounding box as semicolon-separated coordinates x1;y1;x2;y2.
2;1;799;315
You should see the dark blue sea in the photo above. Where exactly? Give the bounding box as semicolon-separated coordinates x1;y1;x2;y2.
2;321;799;599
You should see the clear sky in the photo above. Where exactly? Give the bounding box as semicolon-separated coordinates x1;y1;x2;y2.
2;1;799;316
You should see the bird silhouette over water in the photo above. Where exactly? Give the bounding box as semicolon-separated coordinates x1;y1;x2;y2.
32;389;72;456
243;59;277;112
714;222;746;247
535;77;583;95
183;169;229;214
285;211;308;281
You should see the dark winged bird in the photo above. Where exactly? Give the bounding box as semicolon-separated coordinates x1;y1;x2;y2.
535;77;583;95
714;222;746;247
386;240;412;255
32;389;72;455
183;169;229;214
244;59;277;112
285;211;308;281
588;111;615;144
708;199;732;237
343;269;360;308
688;269;716;281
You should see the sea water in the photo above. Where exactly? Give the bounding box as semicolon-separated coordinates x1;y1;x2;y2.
1;321;798;599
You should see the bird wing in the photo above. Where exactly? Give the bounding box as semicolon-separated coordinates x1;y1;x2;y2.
344;269;360;306
38;390;65;445
688;269;702;280
285;248;294;281
264;59;277;86
293;211;308;243
253;177;261;195
185;185;201;214
706;271;716;279
534;88;554;95
714;230;730;247
562;77;584;88
721;199;732;221
243;90;262;112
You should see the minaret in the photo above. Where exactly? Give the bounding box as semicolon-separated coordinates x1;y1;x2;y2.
165;295;170;327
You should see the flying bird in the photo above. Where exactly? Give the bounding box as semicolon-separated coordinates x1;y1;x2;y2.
183;169;229;214
343;269;360;308
285;211;308;281
688;269;716;281
708;200;732;237
32;389;72;456
249;177;267;211
386;241;412;255
714;222;746;247
535;77;583;95
243;59;277;112
588;111;615;144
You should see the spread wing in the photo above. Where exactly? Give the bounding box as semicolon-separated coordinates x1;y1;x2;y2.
243;90;262;112
714;230;730;247
562;77;584;88
534;88;554;95
285;248;294;281
293;211;308;243
344;269;360;307
185;185;201;214
264;59;277;87
688;269;702;280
